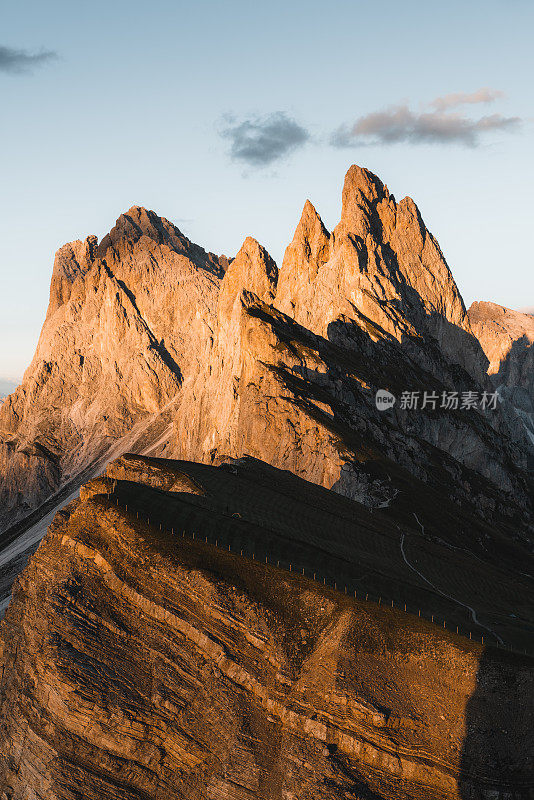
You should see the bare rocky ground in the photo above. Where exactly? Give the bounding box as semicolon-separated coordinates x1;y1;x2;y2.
0;456;531;800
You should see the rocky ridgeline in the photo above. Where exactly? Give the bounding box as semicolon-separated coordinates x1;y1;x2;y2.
1;167;532;551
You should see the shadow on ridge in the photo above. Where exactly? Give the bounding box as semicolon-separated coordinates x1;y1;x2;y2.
458;647;533;799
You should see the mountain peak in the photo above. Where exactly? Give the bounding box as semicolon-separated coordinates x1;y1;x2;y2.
295;199;330;240
343;164;387;198
234;237;279;293
341;164;389;213
276;200;331;317
337;165;395;241
97;205;187;256
218;237;278;322
469;301;534;341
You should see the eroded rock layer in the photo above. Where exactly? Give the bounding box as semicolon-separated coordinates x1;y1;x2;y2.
0;456;532;799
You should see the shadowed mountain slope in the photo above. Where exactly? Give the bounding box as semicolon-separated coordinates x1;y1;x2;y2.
0;455;531;799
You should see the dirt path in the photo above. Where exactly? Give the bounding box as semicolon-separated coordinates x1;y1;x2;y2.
399;525;504;645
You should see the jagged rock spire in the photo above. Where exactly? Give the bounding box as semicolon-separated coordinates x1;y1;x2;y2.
276;200;330;317
218;236;278;323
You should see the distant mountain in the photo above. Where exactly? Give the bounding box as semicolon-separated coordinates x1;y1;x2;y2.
0;207;225;531
469;301;534;459
0;378;18;398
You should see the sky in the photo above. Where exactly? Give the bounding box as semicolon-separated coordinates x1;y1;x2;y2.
0;0;533;381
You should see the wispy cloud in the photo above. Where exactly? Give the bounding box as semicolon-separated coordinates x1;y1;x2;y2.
331;89;520;148
431;87;505;111
220;112;310;167
0;45;57;75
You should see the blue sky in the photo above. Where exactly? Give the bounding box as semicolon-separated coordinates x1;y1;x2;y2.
1;0;532;380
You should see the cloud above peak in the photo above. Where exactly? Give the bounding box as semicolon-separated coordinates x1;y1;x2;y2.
332;89;520;149
220;112;310;167
0;45;57;75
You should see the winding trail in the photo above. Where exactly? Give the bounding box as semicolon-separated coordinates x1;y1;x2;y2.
400;518;504;645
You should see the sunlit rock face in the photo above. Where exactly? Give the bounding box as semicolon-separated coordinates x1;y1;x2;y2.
276;166;485;381
0;167;532;568
168;167;532;550
469;301;534;456
0;207;224;532
0;457;531;800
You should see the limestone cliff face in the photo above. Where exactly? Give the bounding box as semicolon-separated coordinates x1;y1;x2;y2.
276;166;485;381
168;170;532;548
0;457;532;799
469;301;534;454
1;168;532;569
0;207;224;532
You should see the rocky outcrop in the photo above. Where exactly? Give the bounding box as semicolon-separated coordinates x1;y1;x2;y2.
0;207;225;533
469;301;534;455
277;166;486;382
0;456;532;799
168;171;533;555
1;168;533;589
